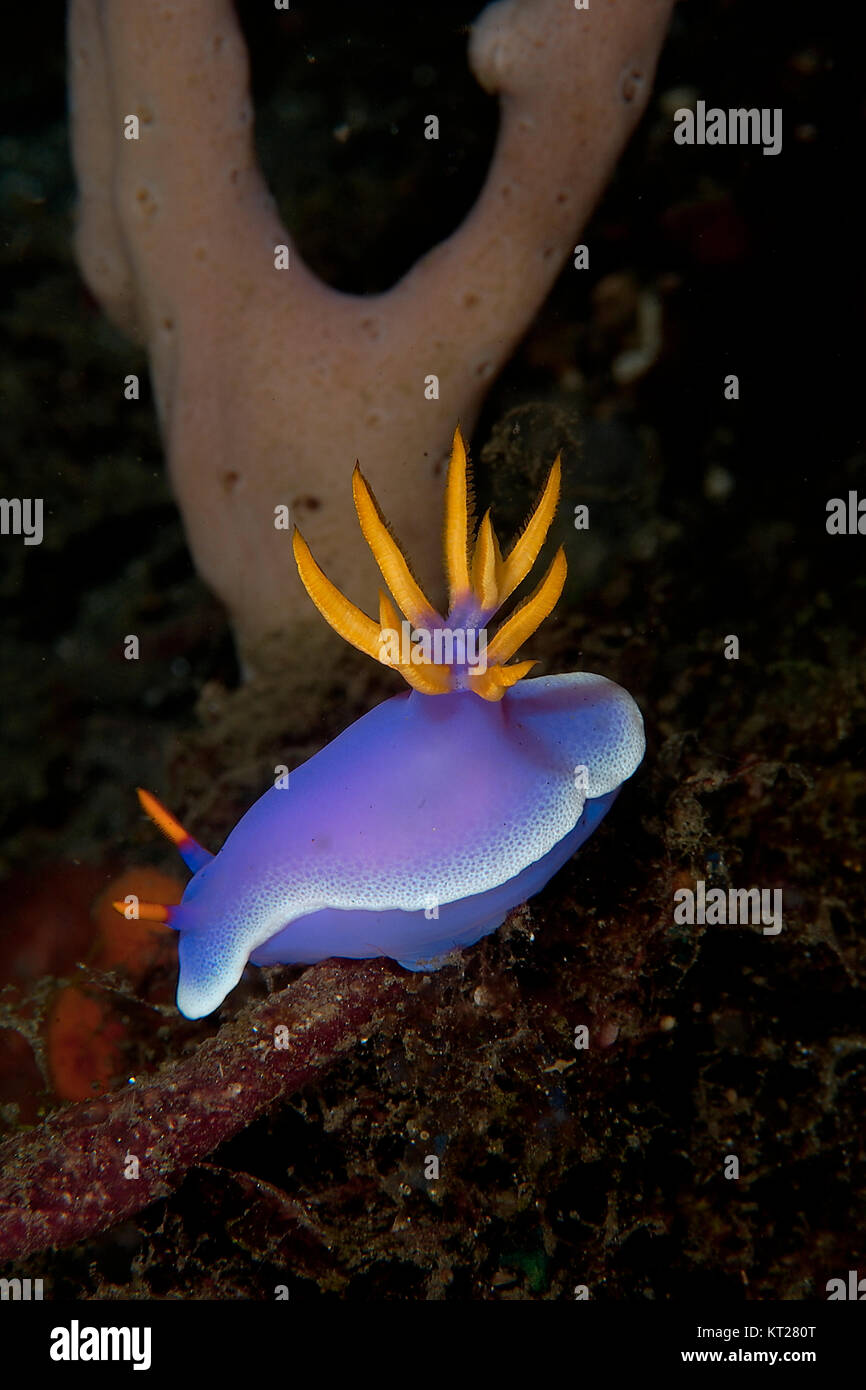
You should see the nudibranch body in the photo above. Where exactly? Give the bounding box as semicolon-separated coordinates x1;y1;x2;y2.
119;428;644;1018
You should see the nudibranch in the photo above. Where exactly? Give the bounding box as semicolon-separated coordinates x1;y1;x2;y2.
117;428;645;1018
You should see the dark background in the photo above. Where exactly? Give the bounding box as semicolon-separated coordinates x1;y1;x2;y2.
0;1;863;1298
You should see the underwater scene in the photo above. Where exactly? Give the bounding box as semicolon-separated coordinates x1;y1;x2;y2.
0;0;863;1342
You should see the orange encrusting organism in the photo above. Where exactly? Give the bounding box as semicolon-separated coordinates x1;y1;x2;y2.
292;425;566;702
49;867;184;1101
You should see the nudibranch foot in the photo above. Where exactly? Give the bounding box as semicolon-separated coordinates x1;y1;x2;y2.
246;789;617;975
118;427;645;1018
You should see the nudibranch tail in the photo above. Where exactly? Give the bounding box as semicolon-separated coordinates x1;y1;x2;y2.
292;425;566;702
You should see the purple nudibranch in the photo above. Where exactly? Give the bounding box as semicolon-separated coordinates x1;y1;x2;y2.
118;428;645;1018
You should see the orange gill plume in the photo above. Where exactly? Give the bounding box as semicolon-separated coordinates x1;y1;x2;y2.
292;426;566;702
